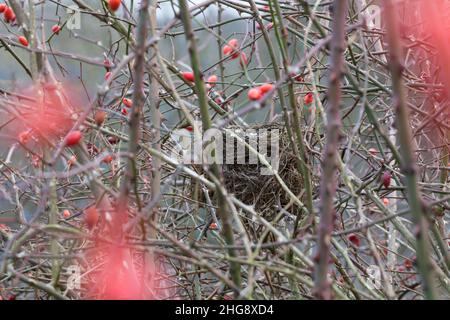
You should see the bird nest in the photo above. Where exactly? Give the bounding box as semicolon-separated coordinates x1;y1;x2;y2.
222;122;306;220
164;122;310;221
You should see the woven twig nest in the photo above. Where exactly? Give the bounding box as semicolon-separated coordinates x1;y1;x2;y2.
222;122;305;220
164;122;309;221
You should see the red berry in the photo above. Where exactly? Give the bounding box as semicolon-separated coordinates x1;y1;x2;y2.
295;75;304;82
65;131;82;147
18;36;29;47
104;58;111;68
4;7;15;23
207;75;218;87
382;197;390;206
262;5;270;11
304;92;314;105
404;259;413;270
248;88;262;101
231;51;240;59
222;45;232;55
108;0;121;12
224;39;239;58
259;83;273;94
19;131;30;144
368;148;378;156
228;38;239;49
239;52;248;68
348;233;360;247
181;71;195;82
0;4;6;13
122;98;133;108
51;25;61;34
63;210;71;219
382;171;391;189
121;108;128;115
185;126;193;132
108;136;119;144
102;154;114;164
94;110;107;126
209;222;218;230
84;206;99;229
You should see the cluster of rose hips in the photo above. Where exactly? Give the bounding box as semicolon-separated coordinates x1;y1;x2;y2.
0;4;26;46
0;3;15;23
247;83;274;101
181;71;228;107
121;97;132;115
1;4;61;46
179;37;316;108
60;108;111;229
222;38;249;68
181;72;218;88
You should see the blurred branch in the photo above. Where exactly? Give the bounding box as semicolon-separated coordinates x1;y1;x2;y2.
384;0;437;300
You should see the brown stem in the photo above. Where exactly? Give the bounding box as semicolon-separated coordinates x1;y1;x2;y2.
116;0;150;232
314;0;348;300
178;0;242;294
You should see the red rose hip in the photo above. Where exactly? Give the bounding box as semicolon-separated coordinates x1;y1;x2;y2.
382;171;391;188
4;7;15;23
51;25;61;34
102;154;114;164
108;0;121;11
84;206;99;229
65;130;83;147
207;75;218;87
222;45;232;55
228;38;239;49
348;233;360;247
181;71;195;82
259;83;273;94
248;88;262;101
122;98;133;108
18;36;29;46
94;110;107;126
304;92;314;105
63;210;71;219
239;52;248;68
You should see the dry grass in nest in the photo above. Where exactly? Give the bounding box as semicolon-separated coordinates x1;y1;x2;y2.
164;122;310;221
222;122;305;221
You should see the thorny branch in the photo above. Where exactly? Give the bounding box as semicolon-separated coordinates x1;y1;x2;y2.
0;0;448;300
